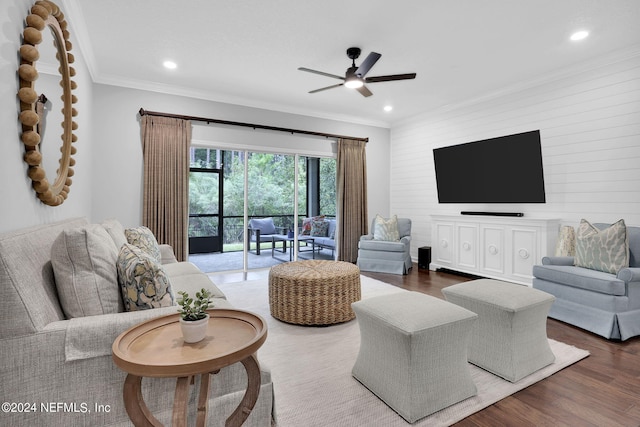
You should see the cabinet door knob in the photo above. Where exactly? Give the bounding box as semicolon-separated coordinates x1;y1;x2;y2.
462;241;471;251
518;248;530;259
488;244;498;255
440;239;448;248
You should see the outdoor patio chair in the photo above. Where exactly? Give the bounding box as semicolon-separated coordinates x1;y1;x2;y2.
247;217;286;255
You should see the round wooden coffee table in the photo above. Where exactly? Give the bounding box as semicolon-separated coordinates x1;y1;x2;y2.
269;260;361;325
112;308;267;427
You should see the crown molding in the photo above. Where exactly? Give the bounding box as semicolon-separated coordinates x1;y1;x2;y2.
95;73;391;128
59;0;640;131
61;0;97;81
58;0;390;129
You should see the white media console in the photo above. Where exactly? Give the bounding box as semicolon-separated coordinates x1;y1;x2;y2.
430;214;560;285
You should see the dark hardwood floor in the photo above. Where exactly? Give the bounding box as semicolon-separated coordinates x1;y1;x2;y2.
361;265;640;427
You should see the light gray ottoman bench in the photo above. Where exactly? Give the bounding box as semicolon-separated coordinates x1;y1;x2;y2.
351;291;478;423
442;279;556;382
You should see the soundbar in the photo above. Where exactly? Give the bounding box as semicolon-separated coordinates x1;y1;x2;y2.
461;211;523;217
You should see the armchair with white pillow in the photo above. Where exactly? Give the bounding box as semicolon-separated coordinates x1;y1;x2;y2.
357;215;412;275
532;219;640;341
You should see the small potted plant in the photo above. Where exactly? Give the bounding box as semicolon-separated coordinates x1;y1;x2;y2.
177;288;213;343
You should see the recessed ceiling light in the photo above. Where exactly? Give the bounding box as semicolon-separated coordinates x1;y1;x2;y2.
570;30;589;41
383;105;393;112
163;60;177;70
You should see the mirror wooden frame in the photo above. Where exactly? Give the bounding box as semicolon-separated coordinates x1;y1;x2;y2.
18;0;78;206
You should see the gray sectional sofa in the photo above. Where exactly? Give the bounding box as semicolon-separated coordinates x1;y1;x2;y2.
0;217;275;427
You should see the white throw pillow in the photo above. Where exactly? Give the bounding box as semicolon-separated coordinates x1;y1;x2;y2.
373;215;400;241
51;224;123;318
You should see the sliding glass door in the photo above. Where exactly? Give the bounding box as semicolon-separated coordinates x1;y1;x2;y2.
187;146;336;273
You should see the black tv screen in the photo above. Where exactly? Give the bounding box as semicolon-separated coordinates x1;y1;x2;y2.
433;130;546;203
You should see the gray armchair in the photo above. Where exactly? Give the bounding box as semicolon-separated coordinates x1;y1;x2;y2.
532;223;640;341
357;217;412;275
247;217;286;255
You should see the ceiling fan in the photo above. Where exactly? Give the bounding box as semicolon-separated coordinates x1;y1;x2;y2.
298;47;416;97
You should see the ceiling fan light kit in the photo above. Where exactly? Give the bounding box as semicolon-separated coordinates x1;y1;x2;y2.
299;47;416;97
344;77;363;89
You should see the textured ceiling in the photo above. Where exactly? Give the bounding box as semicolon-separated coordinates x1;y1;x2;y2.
65;0;640;127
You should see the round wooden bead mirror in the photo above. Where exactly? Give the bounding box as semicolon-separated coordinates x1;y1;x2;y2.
18;0;78;206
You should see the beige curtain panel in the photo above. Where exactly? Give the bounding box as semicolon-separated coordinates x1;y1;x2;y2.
337;138;368;263
141;116;191;261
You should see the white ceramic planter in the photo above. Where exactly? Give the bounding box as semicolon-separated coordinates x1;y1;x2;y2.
179;314;209;343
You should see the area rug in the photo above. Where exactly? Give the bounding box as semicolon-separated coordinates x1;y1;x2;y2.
215;276;589;426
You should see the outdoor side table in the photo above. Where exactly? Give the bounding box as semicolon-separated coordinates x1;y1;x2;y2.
271;235;316;261
112;308;267;427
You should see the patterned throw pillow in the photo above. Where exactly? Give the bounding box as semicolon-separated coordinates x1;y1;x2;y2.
575;219;629;274
117;243;174;311
373;214;400;241
311;219;329;237
302;215;325;235
554;225;576;257
125;226;162;262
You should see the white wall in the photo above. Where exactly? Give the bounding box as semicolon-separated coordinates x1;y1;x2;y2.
0;0;390;235
0;0;93;233
90;84;391;228
391;52;640;259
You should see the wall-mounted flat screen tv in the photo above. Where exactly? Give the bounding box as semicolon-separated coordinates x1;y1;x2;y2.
433;130;546;203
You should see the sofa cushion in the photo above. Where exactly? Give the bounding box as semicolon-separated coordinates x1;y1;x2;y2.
163;262;227;300
575;219;629;274
51;224;122;318
117;243;174;311
125;226;162;262
249;217;277;235
359;239;406;253
373;214;400;242
314;236;335;249
101;218;128;251
328;219;337;239
532;264;626;296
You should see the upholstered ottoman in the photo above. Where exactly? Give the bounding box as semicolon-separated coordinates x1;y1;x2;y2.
351;291;478;423
442;279;556;382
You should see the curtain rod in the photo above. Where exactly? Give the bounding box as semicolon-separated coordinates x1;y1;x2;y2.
138;108;369;143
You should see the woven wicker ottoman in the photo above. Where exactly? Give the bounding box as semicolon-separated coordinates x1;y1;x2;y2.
268;260;361;325
442;279;556;382
351;291;478;423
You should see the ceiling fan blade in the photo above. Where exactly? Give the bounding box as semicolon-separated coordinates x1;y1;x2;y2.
356;85;373;97
309;83;344;94
355;52;381;78
298;67;345;81
365;73;417;83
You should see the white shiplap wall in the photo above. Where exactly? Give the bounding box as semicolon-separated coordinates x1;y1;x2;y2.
391;51;640;260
